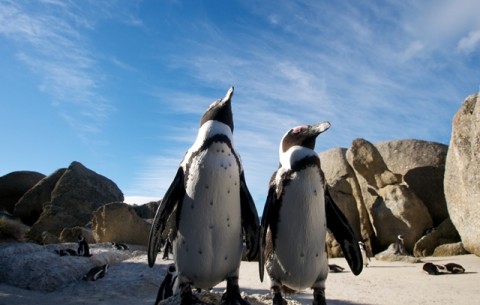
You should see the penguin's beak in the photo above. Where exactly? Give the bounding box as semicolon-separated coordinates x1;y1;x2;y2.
221;86;234;104
310;121;331;136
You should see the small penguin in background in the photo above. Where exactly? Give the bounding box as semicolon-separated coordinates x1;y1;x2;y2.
155;264;177;305
359;241;370;267
259;122;363;305
444;263;465;274
147;87;260;305
112;242;129;250
328;264;345;273
83;264;108;281
423;262;440;275
394;234;405;255
55;248;78;256
162;232;173;260
77;235;92;257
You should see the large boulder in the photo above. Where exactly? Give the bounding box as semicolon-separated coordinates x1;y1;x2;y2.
445;93;480;256
0;171;45;213
132;201;161;219
413;218;461;257
320;148;375;256
92;202;150;246
346;138;433;253
14;168;66;225
28;162;124;243
375;140;448;226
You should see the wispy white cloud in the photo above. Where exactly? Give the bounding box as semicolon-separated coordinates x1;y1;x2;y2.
458;30;480;54
0;1;144;141
133;0;479;207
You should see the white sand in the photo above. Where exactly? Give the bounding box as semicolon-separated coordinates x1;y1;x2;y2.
1;252;479;305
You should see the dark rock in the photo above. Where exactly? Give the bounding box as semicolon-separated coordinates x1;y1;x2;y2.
0;171;45;214
14;168;66;225
28;161;123;243
132;200;161;219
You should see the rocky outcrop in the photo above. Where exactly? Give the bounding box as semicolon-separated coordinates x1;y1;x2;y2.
59;227;95;244
92;202;150;246
132;201;161;219
14;168;66;225
445;93;480;256
0;242;141;292
375;140;448;226
320;138;447;256
0;171;45;214
413;218;460;257
28;162;124;243
347;139;433;253
320;148;375;256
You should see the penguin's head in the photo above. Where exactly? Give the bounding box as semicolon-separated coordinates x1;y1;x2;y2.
200;87;234;132
280;122;331;153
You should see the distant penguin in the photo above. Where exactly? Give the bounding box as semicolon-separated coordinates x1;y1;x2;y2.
328;264;345;273
112;242;129;250
77;236;92;257
394;235;405;255
259;122;363;305
423;262;440;275
55;249;77;256
83;264;108;281
147;87;260;305
359;241;370;267
155;264;177;305
444;263;465;274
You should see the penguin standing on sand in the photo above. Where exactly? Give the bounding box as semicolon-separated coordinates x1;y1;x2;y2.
259;122;363;305
394;235;405;255
155;264;178;304
77;236;92;257
359;241;370;267
148;87;260;305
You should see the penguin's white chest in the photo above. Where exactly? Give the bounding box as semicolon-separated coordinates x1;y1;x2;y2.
271;167;328;290
175;142;243;289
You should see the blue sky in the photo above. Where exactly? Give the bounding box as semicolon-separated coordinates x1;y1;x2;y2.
1;0;479;212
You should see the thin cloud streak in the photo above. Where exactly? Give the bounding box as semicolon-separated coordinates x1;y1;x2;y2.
0;1;116;141
133;1;478;208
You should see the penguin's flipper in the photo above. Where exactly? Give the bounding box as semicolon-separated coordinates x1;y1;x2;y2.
239;172;260;261
259;181;279;282
325;188;363;276
148;167;185;267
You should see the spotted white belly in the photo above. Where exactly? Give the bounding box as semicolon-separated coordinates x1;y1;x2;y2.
270;168;328;290
175;142;243;289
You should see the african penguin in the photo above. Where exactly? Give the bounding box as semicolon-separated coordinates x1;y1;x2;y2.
259;122;363;305
77;236;92;257
328;264;345;273
444;263;465;274
83;264;108;281
359;241;370;267
147;87;260;305
112;242;129;250
394;234;405;255
55;248;78;256
155;264;178;305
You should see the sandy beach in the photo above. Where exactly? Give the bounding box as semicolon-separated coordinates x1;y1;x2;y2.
1;250;479;305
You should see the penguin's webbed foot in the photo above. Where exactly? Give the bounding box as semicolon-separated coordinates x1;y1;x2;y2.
221;277;250;305
179;283;214;305
312;288;326;305
271;286;287;305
